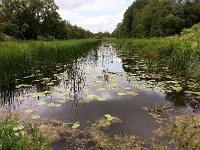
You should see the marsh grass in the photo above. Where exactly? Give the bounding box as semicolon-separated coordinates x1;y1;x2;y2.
0;39;100;87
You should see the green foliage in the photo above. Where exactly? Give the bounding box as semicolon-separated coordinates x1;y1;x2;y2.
0;0;94;40
112;35;200;80
0;116;50;150
113;0;200;38
0;39;100;87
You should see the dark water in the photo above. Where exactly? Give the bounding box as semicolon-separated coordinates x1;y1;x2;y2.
0;44;199;139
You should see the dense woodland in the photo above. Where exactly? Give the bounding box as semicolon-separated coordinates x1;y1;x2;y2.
112;0;200;38
0;0;94;40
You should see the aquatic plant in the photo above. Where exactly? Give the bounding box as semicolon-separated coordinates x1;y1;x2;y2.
111;37;200;80
0;115;50;150
0;39;100;87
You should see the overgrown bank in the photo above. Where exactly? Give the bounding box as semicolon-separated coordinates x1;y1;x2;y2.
110;24;200;81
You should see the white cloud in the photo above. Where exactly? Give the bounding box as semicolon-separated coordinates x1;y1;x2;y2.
54;0;133;33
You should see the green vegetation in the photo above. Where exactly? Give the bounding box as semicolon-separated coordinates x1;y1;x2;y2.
111;23;200;80
0;0;94;40
0;39;100;87
113;0;200;38
0;116;50;150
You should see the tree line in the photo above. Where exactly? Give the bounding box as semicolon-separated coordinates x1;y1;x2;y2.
0;0;94;40
112;0;200;38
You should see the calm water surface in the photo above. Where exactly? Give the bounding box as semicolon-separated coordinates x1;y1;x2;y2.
0;44;199;139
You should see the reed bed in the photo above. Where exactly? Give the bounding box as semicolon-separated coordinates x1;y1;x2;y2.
0;39;100;87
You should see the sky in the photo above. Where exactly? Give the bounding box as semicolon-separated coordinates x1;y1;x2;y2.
54;0;133;33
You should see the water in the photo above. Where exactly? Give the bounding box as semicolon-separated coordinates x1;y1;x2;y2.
0;44;199;139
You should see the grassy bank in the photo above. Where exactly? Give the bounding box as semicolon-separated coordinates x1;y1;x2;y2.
109;24;200;81
0;39;100;87
0;115;50;150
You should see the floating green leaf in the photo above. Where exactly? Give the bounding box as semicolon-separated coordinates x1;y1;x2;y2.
96;88;106;91
13;125;24;131
55;104;61;107
47;103;56;107
25;109;33;113
105;121;111;126
104;114;114;121
16;84;32;89
46;82;54;86
37;102;46;106
72;122;80;129
58;99;66;103
43;91;51;94
86;94;96;99
117;93;126;96
31;92;46;98
126;92;139;96
31;115;40;120
96;97;107;101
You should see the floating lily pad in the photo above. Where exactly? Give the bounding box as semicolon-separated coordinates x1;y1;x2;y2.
16;84;32;89
72;122;80;129
58;99;66;103
86;94;96;99
47;103;56;107
31;92;46;98
96;88;106;91
95;80;103;83
104;114;114;121
124;87;131;90
43;91;51;94
96;97;107;101
126;92;139;96
105;121;111;126
37;102;46;106
25;109;33;113
13;125;24;131
117;93;126;96
46;82;54;86
31;115;40;120
55;104;61;107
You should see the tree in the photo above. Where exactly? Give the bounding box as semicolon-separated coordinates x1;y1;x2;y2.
112;0;200;38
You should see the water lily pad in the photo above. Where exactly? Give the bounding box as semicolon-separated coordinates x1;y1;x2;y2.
13;125;24;131
86;94;96;99
46;82;54;86
83;89;89;93
58;99;66;103
96;97;107;101
96;88;106;91
25;109;33;113
31;115;40;120
72;122;80;129
126;92;139;96
47;103;56;107
95;80;103;83
104;114;114;121
37;102;46;106
124;87;131;90
117;93;126;96
43;91;51;94
16;84;32;89
105;121;111;126
55;104;61;107
31;92;46;98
